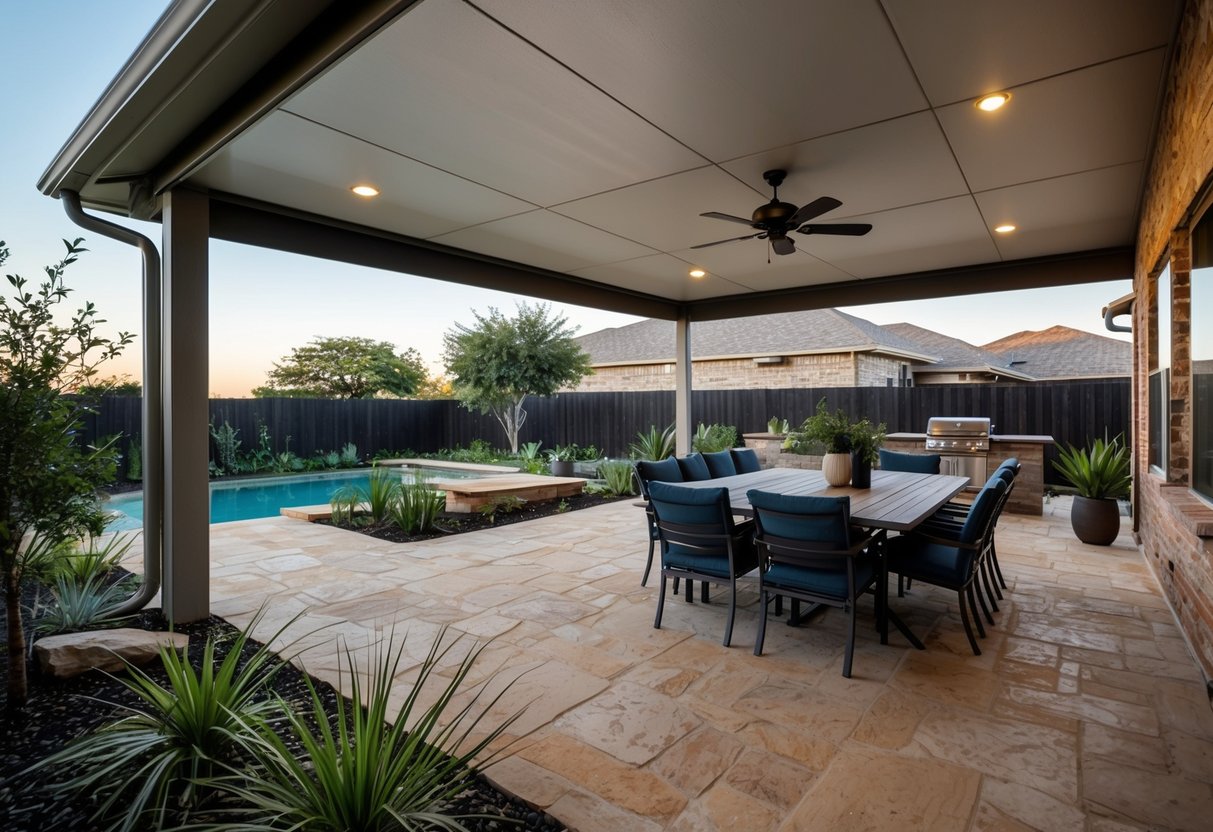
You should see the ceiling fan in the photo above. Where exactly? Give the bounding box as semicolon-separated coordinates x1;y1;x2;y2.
692;169;872;256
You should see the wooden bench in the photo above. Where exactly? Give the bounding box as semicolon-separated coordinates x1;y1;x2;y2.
434;474;586;513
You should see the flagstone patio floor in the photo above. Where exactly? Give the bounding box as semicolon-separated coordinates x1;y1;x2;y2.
144;496;1213;831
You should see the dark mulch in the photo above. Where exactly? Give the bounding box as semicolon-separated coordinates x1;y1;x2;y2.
0;586;566;831
320;491;629;544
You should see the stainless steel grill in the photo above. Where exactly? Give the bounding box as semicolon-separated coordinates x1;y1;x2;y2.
925;416;990;487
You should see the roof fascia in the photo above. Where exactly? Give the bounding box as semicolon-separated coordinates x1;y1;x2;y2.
686;247;1134;322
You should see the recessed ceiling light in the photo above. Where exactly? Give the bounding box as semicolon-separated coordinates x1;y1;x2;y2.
351;184;380;197
975;92;1011;112
994;224;1016;234
689;268;706;279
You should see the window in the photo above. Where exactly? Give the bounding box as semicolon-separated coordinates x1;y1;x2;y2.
1149;263;1171;474
1193;213;1212;500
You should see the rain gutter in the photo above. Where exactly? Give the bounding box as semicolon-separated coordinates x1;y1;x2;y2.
61;191;162;615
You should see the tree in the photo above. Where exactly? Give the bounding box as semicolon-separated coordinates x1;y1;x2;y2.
74;373;141;396
443;303;591;453
256;336;426;399
1;238;131;709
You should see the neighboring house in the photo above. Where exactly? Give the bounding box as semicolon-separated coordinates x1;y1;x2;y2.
881;323;1036;384
571;309;936;392
982;325;1133;380
573;313;1130;392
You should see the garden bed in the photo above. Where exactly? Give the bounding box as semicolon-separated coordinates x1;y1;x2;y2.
320;491;629;543
0;587;566;831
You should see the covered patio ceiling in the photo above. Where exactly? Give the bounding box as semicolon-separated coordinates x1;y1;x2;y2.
40;0;1178;320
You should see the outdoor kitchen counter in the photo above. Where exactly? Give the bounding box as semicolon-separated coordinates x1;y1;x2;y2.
882;433;1053;515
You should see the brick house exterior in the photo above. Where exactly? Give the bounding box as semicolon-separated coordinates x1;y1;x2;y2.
1131;0;1213;679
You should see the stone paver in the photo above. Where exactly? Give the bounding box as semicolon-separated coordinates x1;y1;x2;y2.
121;495;1213;830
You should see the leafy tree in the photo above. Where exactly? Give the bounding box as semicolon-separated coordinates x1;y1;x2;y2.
1;238;131;709
413;374;455;400
443;303;591;453
256;336;426;399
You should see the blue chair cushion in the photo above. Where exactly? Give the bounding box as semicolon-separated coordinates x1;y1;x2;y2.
747;490;850;545
731;448;762;474
878;449;941;474
887;536;970;586
764;557;877;599
636;457;684;485
703;450;737;478
677;453;712;481
648;481;727;524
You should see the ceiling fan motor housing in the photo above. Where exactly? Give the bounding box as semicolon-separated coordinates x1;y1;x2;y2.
752;200;798;228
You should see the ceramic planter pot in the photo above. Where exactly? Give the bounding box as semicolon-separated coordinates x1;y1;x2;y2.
550;460;575;477
1071;495;1120;545
822;452;852;487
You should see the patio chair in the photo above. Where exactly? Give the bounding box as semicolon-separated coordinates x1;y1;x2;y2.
635;457;685;587
747;490;884;678
702;449;738;478
878;448;941;474
648;481;760;647
731;447;763;474
887;476;1007;655
676;452;712;481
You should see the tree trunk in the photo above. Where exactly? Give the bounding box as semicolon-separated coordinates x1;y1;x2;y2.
5;570;26;710
494;396;528;454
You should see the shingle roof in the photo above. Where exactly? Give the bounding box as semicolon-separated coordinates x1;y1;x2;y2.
882;323;1035;380
576;309;937;365
981;325;1131;379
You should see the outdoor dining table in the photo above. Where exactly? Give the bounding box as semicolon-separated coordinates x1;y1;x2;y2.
676;467;971;649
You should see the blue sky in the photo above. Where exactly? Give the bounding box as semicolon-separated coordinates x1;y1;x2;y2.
2;1;1132;396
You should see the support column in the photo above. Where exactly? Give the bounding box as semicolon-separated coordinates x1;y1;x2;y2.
675;311;693;456
161;188;210;622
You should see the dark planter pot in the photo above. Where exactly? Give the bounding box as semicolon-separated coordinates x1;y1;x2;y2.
850;452;871;489
550;460;575;477
1071;495;1121;545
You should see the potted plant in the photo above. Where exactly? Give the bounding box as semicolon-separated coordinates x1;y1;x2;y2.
1052;434;1131;545
848;418;887;489
547;444;577;477
792;399;854;486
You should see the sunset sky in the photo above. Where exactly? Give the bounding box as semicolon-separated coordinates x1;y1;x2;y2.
3;2;1132;397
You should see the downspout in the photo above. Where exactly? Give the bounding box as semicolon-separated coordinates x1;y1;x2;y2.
60;191;162;615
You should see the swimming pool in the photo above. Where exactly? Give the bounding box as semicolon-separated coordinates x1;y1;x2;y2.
103;466;507;530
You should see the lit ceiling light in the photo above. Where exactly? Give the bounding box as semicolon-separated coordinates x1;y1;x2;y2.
351;184;380;197
994;224;1016;234
689;268;706;279
975;92;1011;112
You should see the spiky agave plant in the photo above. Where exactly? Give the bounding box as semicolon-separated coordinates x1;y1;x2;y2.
213;628;528;831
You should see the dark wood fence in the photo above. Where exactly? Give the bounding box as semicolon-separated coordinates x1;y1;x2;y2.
79;379;1129;485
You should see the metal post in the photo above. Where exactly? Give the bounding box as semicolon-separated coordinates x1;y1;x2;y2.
675;311;693;456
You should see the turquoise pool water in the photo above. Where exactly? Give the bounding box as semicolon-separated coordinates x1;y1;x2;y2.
103;466;501;530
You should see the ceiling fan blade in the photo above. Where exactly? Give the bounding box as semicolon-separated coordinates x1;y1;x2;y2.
700;211;756;226
796;223;873;236
690;232;763;250
786;196;842;228
771;235;796;255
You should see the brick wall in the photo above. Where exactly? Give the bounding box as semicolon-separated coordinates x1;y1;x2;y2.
1133;0;1213;679
573;352;885;392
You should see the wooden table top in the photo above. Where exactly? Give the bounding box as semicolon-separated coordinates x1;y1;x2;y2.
675;468;970;532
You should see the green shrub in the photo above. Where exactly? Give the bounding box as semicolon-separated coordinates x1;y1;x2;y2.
691;423;737;454
52;534;134;587
388;472;446;534
35;574;131;635
338;442;360;468
330;485;362;526
209;420;242;475
125;434;142;481
360;467;402;524
477;494;525;524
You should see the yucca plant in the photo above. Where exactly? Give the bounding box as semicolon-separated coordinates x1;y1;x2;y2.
52;533;134;586
1053;434;1131;499
630;424;676;460
388;473;446;534
212;629;526;831
35;611;301;832
330;484;362;526
360;467;402;523
35;573;131;635
597;460;637;496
